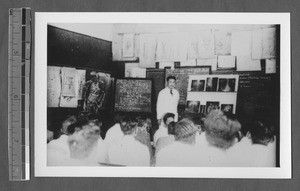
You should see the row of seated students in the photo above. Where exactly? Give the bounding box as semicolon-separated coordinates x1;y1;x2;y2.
47;110;276;167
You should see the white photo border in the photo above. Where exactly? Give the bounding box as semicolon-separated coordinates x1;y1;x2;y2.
35;12;291;178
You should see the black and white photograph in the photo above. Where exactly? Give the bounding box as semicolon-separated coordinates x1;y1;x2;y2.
221;104;234;113
206;77;218;91
186;101;200;113
35;13;291;178
218;78;235;92
206;101;220;114
191;80;199;91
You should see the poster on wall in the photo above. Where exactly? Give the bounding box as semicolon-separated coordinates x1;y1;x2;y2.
122;33;135;58
47;66;61;107
61;67;76;97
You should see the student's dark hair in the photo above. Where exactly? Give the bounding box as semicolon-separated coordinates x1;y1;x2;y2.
163;113;175;124
119;115;138;135
167;75;176;82
249;120;275;145
167;121;176;135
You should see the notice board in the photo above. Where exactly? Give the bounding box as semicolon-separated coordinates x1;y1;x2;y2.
114;78;152;112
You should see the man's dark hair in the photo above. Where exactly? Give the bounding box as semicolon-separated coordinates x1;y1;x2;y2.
163;113;175;124
167;76;176;82
167;121;176;135
120;115;138;135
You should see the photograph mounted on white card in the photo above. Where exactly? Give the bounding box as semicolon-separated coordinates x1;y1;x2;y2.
122;33;135;58
217;55;235;69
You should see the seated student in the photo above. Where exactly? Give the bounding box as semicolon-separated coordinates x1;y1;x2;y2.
47;115;78;165
104;114;125;150
108;115;150;166
155;121;176;155
156;118;202;167
228;119;276;167
66;123;104;166
135;116;153;156
48;117;106;166
199;110;241;167
153;113;175;147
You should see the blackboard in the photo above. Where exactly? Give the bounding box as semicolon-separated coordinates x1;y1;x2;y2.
114;78;152;112
213;70;280;126
146;69;165;104
165;66;211;105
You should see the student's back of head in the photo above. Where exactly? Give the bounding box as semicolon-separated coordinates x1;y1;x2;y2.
204;110;241;150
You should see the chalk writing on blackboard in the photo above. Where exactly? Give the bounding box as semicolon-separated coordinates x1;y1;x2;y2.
115;79;152;112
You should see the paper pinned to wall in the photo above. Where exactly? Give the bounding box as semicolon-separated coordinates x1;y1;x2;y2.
217;56;235;68
172;33;188;61
262;27;276;59
47;66;61;107
59;68;79;108
131;68;146;78
159;61;174;69
61;67;76;97
112;34;123;61
265;59;276;74
196;56;217;71
139;34;157;68
231;30;252;57
125;63;140;77
198;30;215;59
180;59;197;67
187;33;199;59
252;29;263;59
122;33;135;58
76;69;86;100
214;31;231;55
236;56;261;71
156;33;174;61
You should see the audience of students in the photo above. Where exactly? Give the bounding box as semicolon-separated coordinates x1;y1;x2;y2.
47;110;277;167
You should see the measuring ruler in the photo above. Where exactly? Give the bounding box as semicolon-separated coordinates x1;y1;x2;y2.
8;7;31;181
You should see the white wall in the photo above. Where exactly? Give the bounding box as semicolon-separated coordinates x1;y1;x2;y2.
49;23;113;41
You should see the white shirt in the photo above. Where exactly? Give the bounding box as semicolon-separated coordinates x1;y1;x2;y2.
156;141;202;167
48;135;107;166
153;125;168;147
108;135;150;166
227;137;276;167
47;135;70;165
104;123;124;149
156;87;179;121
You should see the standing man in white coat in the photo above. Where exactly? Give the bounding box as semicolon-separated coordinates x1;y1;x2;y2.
156;76;180;123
